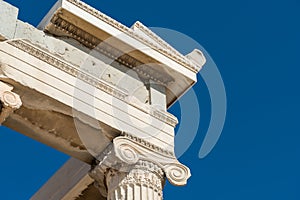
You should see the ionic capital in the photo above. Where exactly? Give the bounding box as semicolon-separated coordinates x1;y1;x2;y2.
89;134;191;198
0;81;22;124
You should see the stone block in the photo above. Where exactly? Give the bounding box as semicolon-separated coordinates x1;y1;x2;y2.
0;1;18;40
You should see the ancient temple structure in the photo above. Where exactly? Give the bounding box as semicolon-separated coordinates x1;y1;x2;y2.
0;0;206;199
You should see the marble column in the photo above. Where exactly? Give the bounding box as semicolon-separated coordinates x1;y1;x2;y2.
89;134;191;200
105;160;164;200
0;81;22;124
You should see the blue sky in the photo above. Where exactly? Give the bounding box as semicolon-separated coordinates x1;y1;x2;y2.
1;0;300;199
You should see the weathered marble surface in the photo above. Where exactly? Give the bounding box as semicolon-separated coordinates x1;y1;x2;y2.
0;1;18;40
0;0;205;199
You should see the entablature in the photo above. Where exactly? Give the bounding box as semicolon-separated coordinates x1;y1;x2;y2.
38;0;206;107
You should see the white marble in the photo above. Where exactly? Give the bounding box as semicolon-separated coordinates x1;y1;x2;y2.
0;1;18;40
0;81;22;124
0;0;205;199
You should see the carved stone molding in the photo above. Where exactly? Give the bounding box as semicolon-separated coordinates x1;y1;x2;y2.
50;15;174;85
105;161;164;200
0;81;22;124
121;132;175;157
7;39;178;127
65;0;199;72
89;135;191;199
132;21;184;61
8;40;128;101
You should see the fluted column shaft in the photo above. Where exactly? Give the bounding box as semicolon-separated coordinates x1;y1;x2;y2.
106;160;164;200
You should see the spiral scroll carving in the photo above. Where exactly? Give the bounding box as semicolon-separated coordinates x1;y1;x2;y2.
0;81;22;124
164;163;191;186
2;91;21;108
114;143;139;165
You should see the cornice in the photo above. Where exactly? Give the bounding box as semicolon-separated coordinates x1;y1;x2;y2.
63;0;200;72
50;15;174;85
133;21;185;62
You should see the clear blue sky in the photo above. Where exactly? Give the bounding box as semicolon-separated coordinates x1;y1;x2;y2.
1;0;300;199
